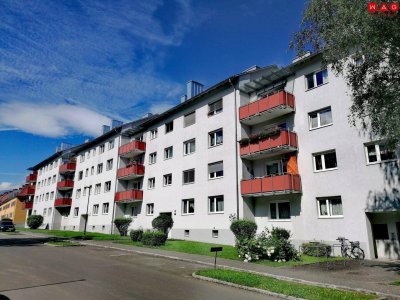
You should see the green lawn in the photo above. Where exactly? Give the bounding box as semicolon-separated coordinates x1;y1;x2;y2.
390;280;400;286
196;269;377;300
116;239;346;267
18;228;129;241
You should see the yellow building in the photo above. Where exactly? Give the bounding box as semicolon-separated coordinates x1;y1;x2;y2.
0;190;26;226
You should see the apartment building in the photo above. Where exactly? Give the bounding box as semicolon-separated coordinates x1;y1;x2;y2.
25;53;399;259
0;189;26;226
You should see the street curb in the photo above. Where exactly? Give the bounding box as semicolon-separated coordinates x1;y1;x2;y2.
192;272;303;300
78;241;393;299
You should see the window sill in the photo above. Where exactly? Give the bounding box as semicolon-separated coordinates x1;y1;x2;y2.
268;219;291;222
164;157;173;161
208;211;224;215
208;111;223;117
309;123;333;131
163;184;172;187
182;213;195;216
208;176;224;181
183;152;195;156
208;143;223;149
146;214;154;216
305;82;329;92
314;167;338;173
318;216;343;219
366;159;398;166
183;182;195;185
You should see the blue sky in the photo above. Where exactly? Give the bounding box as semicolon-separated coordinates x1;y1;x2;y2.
0;0;306;190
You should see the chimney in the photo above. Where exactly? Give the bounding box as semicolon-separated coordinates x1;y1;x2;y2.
102;125;111;134
111;120;123;129
187;80;204;99
180;95;187;103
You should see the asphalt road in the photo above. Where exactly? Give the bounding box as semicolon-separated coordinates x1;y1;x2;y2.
0;233;276;300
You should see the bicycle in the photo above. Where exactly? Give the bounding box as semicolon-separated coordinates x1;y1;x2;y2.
336;237;365;260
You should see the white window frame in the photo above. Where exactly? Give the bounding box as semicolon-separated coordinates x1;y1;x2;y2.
165;121;173;133
364;142;397;165
209;128;223;147
94;183;101;195
313;150;338;172
309;107;333;130
163;174;172;186
76;189;81;199
183;169;195;185
317;197;343;218
208;161;224;179
104;181;111;193
92;204;99;216
108;139;114;150
97;163;103;174
183;139;196;155
106;159;113;171
102;203;109;214
150;129;158;140
208;99;223;116
164;146;173;160
148;177;155;189
182;198;195;215
183;111;196;127
99;144;105;154
74;207;79;217
149;152;157;165
146;203;154;216
305;69;329;90
208;195;224;214
269;201;291;221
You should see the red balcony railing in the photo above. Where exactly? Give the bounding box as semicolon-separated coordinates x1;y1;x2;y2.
23;201;33;209
25;173;37;183
240;130;298;157
241;174;301;196
18;186;35;197
115;189;143;203
119;140;146;157
59;162;76;174
57;180;74;190
117;164;145;179
54;198;72;207
239;91;295;122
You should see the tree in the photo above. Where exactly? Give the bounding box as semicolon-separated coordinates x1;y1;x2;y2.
291;0;400;148
152;214;173;234
27;215;43;229
114;217;132;236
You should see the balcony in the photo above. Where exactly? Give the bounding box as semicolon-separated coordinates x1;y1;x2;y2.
117;164;145;180
115;189;143;203
23;201;33;209
240;130;298;160
18;186;35;197
25;173;37;183
57;180;74;190
54;198;72;207
59;162;76;174
119;141;146;158
239;91;295;125
241;174;301;196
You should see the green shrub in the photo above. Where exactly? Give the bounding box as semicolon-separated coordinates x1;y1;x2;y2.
114;217;132;236
302;242;332;257
141;231;168;246
152;214;173;234
130;228;143;242
230;219;257;241
27;215;43;229
270;227;290;240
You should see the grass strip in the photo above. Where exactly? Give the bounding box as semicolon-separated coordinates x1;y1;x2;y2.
18;228;128;241
389;280;400;286
196;269;377;300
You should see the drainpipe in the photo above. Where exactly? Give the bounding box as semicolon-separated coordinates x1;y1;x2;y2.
229;79;240;219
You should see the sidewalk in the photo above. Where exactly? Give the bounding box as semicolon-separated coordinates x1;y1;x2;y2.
16;232;400;298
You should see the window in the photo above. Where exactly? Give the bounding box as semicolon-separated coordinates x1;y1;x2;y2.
106;159;113;171
50;192;54;200
184;230;190;237
92;204;99;215
313;150;337;171
309;107;333;129
163;174;172;186
165;121;173;133
99;144;105;154
184;111;196;127
182;199;195;215
150;129;158;140
102;203;109;214
270;202;291;220
209;195;224;213
183;169;195;184
208;161;223;179
208;99;223;116
85;168;89;177
48;177;51;185
305;69;328;90
209;129;223;147
97;163;103;174
164;146;173;160
83;187;87;196
149;152;157;164
146;203;154;215
80;155;85;163
183;139;196;155
76;189;81;199
78;171;83;180
131;205;139;217
104;181;111;192
94;183;101;195
212;230;219;238
48;207;52;216
92;148;96;157
317;197;343;218
86;151;90;159
365;142;397;164
43;208;47;216
148;177;155;189
91;166;94;175
52;175;56;183
108;139;114;150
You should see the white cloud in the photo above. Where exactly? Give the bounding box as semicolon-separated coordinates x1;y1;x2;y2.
0;182;19;191
0;102;111;138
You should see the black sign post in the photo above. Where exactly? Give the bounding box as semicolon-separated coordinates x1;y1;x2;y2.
210;247;223;269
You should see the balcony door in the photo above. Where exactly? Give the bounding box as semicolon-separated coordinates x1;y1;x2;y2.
266;159;288;176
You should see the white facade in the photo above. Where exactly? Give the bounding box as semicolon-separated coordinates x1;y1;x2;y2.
26;54;399;259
